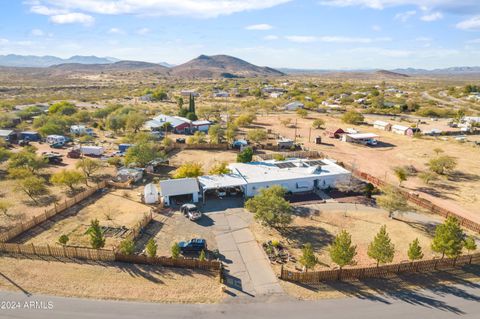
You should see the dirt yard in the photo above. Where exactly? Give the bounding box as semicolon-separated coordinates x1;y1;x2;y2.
168;149;239;173
250;202;473;272
16;187;151;249
0;257;222;303
255;112;480;223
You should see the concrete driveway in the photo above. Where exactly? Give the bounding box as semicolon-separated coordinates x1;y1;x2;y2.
206;204;284;299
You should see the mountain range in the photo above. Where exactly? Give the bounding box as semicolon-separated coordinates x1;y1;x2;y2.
0;54;118;67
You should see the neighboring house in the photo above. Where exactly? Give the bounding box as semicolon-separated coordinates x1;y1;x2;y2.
270;92;284;98
20;131;41;141
191;120;211;132
159;178;200;206
284;101;304;111
324;127;345;138
139;94;153;102
213;91;229;98
70;125;93;135
463;116;480;124
373;120;392;131
342;133;379;145
145;115;192;133
392;125;414;136
261;86;287;94
180;90;200;97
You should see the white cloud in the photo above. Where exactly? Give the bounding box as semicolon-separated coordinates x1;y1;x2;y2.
318;1;480;13
285;35;318;43
108;27;125;35
136;27;151;35
31;29;45;36
466;38;480;44
264;35;279;40
394;10;416;22
372;25;382;32
421;12;443;21
30;5;67;15
245;24;273;31
0;38;9;45
29;0;292;18
49;13;95;26
318;36;391;43
457;16;480;30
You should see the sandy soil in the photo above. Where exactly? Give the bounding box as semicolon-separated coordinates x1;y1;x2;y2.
168;149;239;173
17;187;151;249
0;257;222;303
255;112;480;223
250;202;478;272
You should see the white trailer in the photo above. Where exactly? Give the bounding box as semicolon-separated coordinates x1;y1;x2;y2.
80;146;104;156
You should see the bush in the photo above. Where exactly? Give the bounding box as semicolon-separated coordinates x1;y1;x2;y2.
119;239;135;255
171;242;180;259
341;110;364;125
237;147;253;163
146;238;158;257
58;234;69;245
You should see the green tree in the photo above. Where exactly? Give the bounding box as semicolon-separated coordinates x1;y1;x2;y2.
419;171;437;185
106;114;126;133
124;142;164;167
76;158;101;181
299;243;318;271
464;236;477;254
119;238;135;255
209;162;231;175
312;119;325;129
146;238;158;257
364;183;375;198
234;113;256;127
177;96;184;108
15;176;49;204
58;234;69;246
186;131;206;144
171;242;180;259
208;124;224;144
407;238;424;262
186;112;198;121
48;101;77;115
367;225;395;266
173;162;204;178
126;112;147;133
428;155;457;175
50;169;85;192
199;250;206;261
86;219;105;249
237;147;253;163
376;186;408;217
329;230;357;269
247;129;268;145
393;166;407;186
188;95;196;114
245;185;292;228
341;110;364;125
8;149;47;173
431;216;465;258
225;122;237;143
0;147;10;163
296;108;308;118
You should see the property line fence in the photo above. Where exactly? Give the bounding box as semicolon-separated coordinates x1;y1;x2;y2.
280;253;480;283
348;167;480;233
0;180;108;243
122;211;154;242
172;143;229;150
115;253;222;271
257;150;323;161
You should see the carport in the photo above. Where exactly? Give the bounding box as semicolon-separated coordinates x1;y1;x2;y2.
159;178;200;207
198;173;247;203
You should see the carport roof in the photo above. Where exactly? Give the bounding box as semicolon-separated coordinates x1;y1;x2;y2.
198;173;247;190
159;178;199;197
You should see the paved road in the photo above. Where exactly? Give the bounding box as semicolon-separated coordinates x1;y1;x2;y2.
0;281;479;319
208;209;284;297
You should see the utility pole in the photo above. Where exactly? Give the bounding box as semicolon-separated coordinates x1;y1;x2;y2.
294;119;298;142
308;127;311;143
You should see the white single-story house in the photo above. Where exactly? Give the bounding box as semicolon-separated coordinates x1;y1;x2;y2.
392;125;414;136
159;178;200;206
144;183;159;204
145;114;211;134
373;120;392;131
284;101;304;111
463;116;480;124
218;158;351;198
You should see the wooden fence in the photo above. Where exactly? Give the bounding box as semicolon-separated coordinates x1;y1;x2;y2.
115;253;222;271
280;253;480;283
349;168;480;233
123;211;154;242
172;143;229;150
0;242;115;262
257;150;323;161
0;180;108;243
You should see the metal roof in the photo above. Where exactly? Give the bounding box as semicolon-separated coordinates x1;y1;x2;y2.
0;129;14;137
198;173;247;190
346;133;379;140
159;178;199;197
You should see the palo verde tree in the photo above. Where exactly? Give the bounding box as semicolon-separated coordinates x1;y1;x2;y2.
312;118;325;129
208;124;224;144
376;186;408;218
86;219;105;249
15;176;50;205
76;158;102;182
299;243;318;272
393;166;408;186
427;155;457;175
329;230;357;271
50;169;86;192
237;147;253;163
8;149;47;174
245;185;292;228
407;238;424;262
173;162;204;179
367;225;395;267
209;162;231;175
431;216;465;258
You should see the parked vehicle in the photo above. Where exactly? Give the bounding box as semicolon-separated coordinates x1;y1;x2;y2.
176;138;186;144
178;238;207;253
80;146;104;156
216;188;227;197
67;149;82;159
42;152;63;164
18;140;29;147
180;204;202;221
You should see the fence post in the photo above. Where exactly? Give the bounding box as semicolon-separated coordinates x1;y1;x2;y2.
31;243;36;255
47;244;51;255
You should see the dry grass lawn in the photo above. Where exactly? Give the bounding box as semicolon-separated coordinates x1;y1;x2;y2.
0;257;223;303
168;149;239;173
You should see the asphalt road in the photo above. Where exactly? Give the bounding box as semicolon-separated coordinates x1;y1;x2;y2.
0;280;479;319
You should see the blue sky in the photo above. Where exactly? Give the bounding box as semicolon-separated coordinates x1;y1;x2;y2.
2;0;480;69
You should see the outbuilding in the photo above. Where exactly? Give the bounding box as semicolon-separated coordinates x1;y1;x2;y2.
191;120;211;132
159;178;200;206
342;133;379;145
143;183;159;204
373;120;392;131
115;168;144;183
20;131;41;142
284;101;304;111
324;127;345;138
392;125;414;136
0;129;16;143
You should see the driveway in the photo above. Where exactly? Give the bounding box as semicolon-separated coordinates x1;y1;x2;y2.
205;203;284;298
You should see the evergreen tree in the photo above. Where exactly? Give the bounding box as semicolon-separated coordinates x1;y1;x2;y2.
367;225;395;266
171;242;180;259
146;238;158;257
299;243;318;271
119;239;135;255
199;250;206;261
189;95;196;114
86;219;105;249
431;216;464;258
329;230;357;269
464;236;477;254
407;238;424;262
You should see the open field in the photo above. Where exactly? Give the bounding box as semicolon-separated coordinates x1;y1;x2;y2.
250;202;480;273
255;112;480;223
14;187;151;249
0;257;222;303
168;149;239;173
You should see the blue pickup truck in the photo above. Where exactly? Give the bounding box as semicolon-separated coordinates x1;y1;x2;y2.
178;238;207;253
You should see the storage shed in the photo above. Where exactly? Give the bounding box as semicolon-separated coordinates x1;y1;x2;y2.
0;129;16;143
392;125;414;136
373;120;392;131
143;183;159;204
20;131;41;141
324;127;345;138
159;178;200;206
